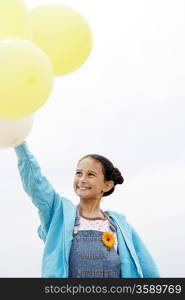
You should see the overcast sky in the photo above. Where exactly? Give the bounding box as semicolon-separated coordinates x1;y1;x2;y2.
0;0;185;277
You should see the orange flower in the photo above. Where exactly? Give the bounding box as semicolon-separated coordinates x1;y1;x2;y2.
102;232;115;250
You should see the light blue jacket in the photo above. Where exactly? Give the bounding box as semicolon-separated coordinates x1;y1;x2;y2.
14;142;160;278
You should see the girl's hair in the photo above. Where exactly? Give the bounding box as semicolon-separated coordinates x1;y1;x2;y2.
78;154;124;197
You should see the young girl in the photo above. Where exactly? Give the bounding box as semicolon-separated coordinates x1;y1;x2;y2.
14;141;159;278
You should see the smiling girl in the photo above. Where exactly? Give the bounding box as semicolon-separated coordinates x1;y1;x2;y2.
14;141;159;278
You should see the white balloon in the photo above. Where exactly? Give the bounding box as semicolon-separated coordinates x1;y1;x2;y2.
0;115;33;148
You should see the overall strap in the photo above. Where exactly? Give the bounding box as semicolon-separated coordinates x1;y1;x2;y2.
103;211;117;232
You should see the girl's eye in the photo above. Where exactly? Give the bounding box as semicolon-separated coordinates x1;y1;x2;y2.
75;172;94;176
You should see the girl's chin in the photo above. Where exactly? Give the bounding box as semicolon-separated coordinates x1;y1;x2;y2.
75;189;95;198
76;190;90;196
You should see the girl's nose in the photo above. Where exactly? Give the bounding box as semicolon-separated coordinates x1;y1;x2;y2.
79;177;86;182
79;174;87;182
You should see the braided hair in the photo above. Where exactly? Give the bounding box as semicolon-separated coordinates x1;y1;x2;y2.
78;154;124;196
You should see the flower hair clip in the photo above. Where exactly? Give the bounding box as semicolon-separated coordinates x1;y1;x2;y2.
101;232;115;250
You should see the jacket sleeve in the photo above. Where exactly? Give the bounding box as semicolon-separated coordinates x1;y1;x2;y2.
130;226;160;278
14;141;59;238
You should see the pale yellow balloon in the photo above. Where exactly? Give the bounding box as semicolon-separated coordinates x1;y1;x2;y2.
0;0;31;39
0;38;54;119
0;115;33;148
30;5;93;76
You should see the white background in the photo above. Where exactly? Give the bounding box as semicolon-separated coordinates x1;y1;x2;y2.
0;0;185;277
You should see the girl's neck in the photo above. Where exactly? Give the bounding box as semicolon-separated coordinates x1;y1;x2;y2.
77;202;104;219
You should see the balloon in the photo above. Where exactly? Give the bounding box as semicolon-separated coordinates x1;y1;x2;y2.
0;0;31;39
0;115;33;148
30;5;93;76
0;38;54;119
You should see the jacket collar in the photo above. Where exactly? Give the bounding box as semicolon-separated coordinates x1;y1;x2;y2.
105;210;143;277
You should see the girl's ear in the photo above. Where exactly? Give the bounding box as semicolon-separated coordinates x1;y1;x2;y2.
104;180;114;193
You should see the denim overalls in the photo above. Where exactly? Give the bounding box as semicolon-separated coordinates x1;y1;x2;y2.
68;207;121;278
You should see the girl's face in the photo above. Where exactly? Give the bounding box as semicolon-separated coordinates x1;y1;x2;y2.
73;157;113;201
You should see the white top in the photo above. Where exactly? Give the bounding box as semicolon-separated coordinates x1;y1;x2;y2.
74;215;118;252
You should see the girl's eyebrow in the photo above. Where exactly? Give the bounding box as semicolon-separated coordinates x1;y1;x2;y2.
76;169;97;175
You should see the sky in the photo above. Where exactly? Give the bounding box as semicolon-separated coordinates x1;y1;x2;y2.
0;0;185;277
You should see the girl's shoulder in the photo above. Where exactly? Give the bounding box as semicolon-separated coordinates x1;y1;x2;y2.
105;210;134;236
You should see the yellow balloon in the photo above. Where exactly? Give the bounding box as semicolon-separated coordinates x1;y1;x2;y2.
0;0;31;39
0;38;54;119
30;5;93;76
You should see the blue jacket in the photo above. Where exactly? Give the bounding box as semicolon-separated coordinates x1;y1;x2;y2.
14;142;160;278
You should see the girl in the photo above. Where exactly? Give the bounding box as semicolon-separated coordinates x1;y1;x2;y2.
14;141;159;278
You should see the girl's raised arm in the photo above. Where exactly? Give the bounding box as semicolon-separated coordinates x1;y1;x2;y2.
14;141;60;239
